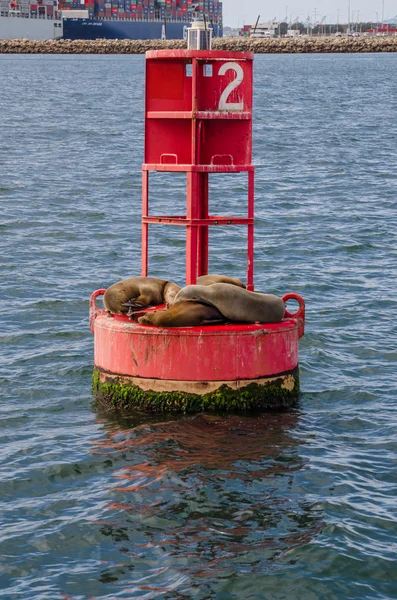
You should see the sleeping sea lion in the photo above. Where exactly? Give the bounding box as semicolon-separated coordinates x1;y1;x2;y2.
103;277;181;315
196;274;246;288
138;301;226;328
171;283;285;324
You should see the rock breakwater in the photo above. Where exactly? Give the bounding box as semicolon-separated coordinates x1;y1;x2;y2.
1;36;397;54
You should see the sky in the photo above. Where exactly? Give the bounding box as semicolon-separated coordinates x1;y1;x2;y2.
222;0;396;27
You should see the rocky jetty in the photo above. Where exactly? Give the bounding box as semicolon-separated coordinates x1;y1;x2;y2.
1;36;397;54
215;36;397;53
0;39;186;54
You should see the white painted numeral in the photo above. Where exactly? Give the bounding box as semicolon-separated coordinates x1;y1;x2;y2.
218;62;244;111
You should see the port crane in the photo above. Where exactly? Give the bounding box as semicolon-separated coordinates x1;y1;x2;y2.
318;15;327;35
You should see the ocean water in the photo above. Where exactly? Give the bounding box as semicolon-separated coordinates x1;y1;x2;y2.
1;53;397;599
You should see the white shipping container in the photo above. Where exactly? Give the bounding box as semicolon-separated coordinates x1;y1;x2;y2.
61;8;88;17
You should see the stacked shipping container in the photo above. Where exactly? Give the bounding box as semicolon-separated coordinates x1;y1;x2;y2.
0;0;60;18
239;24;251;37
58;0;94;17
58;0;222;33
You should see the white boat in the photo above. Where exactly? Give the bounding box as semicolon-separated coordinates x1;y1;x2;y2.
0;0;63;40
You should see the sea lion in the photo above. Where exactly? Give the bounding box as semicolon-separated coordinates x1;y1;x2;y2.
138;301;226;328
196;274;246;288
103;277;181;316
171;283;285;324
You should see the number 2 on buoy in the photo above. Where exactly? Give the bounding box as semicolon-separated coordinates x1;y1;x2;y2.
218;62;244;111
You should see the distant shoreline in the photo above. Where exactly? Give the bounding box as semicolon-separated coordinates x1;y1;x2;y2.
1;36;397;54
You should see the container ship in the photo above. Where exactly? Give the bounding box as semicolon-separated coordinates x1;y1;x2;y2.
0;0;222;40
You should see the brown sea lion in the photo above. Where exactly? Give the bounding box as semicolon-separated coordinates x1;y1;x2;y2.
138;301;226;328
103;277;181;315
171;283;285;324
196;274;246;288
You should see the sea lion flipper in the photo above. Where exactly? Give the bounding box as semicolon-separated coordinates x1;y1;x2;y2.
122;299;138;308
201;318;227;325
123;291;155;309
122;298;149;309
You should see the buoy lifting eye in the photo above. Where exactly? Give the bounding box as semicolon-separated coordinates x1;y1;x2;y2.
282;293;305;320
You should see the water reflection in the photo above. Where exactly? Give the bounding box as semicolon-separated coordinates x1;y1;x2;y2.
90;411;323;595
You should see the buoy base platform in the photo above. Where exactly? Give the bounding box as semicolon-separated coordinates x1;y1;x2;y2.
90;290;305;414
92;367;300;414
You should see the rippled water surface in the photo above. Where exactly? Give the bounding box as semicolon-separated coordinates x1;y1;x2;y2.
1;53;397;599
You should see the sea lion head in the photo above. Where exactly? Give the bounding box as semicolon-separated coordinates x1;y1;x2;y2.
170;285;212;307
196;274;246;288
163;281;182;307
103;279;140;315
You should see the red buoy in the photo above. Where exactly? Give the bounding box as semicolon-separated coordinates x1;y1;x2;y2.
90;46;305;413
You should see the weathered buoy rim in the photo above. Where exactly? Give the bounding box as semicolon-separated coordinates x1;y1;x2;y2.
96;312;303;334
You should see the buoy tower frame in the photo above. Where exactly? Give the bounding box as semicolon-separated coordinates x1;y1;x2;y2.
141;49;255;291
